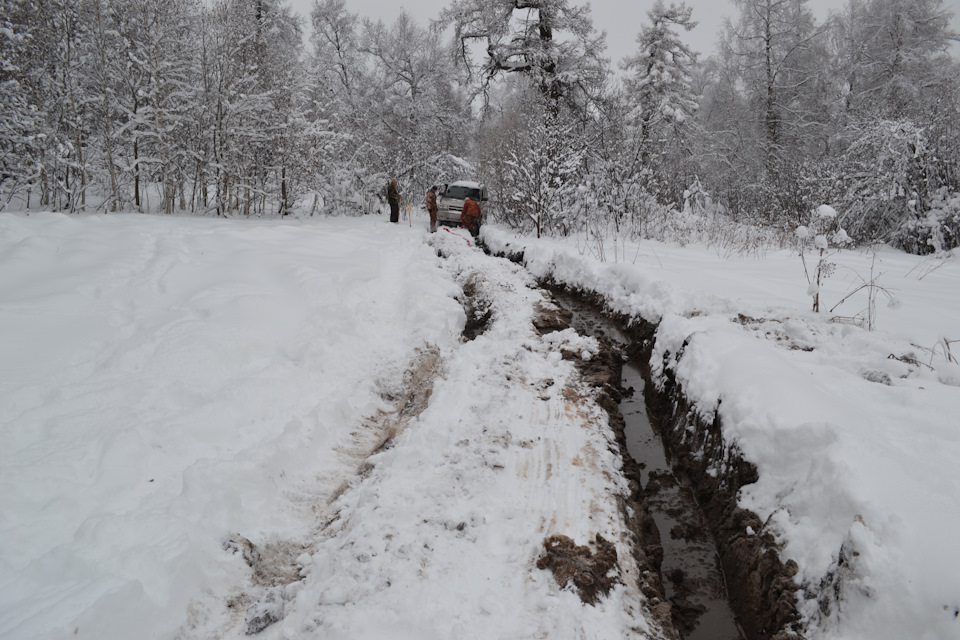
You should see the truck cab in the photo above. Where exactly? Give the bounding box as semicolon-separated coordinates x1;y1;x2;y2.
437;181;488;229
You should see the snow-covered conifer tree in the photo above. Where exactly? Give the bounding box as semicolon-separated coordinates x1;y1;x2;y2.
622;1;698;168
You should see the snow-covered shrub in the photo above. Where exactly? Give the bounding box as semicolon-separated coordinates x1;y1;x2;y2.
833;118;943;251
640;199;696;244
701;213;788;257
796;204;853;312
650;180;787;255
896;187;960;255
579;171;788;257
588;158;657;236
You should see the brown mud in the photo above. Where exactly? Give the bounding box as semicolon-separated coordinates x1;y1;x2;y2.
536;534;622;606
533;294;678;638
532;281;804;640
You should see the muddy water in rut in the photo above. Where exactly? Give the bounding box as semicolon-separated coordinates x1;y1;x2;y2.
555;293;743;640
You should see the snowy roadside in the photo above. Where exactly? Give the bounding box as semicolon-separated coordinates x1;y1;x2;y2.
483;226;960;640
1;213;667;640
1;213;463;640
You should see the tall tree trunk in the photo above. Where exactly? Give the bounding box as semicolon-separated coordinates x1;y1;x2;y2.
94;0;119;212
133;96;141;209
763;0;778;166
63;33;86;212
280;165;288;216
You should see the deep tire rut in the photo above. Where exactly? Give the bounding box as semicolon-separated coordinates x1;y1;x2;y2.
490;240;805;640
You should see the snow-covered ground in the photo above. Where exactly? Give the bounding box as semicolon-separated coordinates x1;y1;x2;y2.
0;212;460;639
2;210;958;640
484;226;960;640
1;212;655;640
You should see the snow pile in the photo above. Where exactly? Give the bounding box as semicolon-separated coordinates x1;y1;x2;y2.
0;213;462;640
484;226;960;640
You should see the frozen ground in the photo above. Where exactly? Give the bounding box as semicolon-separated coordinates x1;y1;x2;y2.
2;210;959;640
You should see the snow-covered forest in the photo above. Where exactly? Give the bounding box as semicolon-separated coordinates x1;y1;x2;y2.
1;0;958;253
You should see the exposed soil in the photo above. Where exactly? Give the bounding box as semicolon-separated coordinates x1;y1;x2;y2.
640;347;803;640
222;534;305;588
533;282;805;640
459;271;493;340
536;534;621;605
221;534;308;634
331;346;443;501
533;293;679;639
223;347;445;635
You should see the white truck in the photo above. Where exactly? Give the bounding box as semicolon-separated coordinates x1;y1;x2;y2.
436;180;488;229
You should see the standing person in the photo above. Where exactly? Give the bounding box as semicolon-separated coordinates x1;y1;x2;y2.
387;178;401;223
425;185;438;233
459;196;481;237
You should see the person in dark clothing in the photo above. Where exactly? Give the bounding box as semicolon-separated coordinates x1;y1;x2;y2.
460;197;481;237
387;178;401;223
426;185;438;233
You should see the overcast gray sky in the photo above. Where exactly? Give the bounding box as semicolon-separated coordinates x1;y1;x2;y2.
288;0;960;65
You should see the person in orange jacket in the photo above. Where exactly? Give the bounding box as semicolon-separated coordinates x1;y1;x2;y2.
460;197;481;237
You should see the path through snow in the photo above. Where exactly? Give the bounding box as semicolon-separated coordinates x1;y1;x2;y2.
0;214;669;640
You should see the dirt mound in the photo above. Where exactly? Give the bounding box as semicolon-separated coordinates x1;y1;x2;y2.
533;300;573;334
459;272;493;340
536;534;620;605
222;534;304;587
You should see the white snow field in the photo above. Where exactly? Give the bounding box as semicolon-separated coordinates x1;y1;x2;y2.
2;210;959;640
0;213;652;640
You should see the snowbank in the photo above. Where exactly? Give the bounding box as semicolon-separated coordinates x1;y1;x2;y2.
483;225;960;640
0;213;462;640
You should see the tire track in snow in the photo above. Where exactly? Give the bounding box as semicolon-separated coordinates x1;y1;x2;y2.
241;234;669;639
186;230;671;640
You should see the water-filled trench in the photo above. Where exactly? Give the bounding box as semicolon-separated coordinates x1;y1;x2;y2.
554;292;744;640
